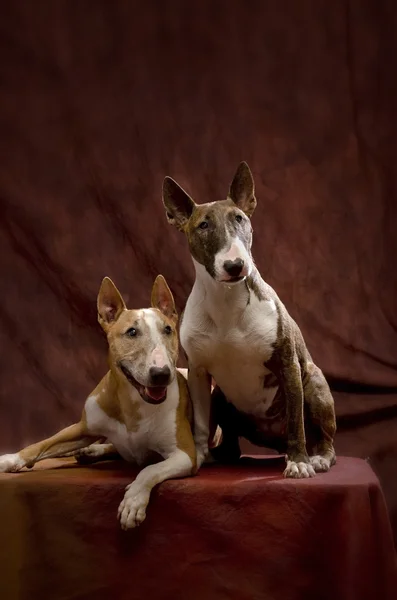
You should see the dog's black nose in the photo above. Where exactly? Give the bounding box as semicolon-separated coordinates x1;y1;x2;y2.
223;258;244;278
149;365;171;386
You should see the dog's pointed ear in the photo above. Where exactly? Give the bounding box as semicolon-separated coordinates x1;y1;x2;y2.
151;275;178;323
228;162;257;217
97;277;126;329
163;177;195;231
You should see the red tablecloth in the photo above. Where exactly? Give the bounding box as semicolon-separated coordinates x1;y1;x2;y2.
0;456;395;600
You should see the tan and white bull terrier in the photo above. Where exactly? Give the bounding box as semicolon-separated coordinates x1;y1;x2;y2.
163;162;336;478
0;275;196;529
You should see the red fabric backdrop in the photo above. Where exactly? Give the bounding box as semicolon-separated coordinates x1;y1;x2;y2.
0;0;396;543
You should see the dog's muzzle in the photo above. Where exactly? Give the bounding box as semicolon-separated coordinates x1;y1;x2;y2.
222;258;248;282
119;361;170;404
223;258;244;277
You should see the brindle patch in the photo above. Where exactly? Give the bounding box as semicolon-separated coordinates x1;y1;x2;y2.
263;371;279;388
164;163;337;470
228;161;257;217
186;200;252;277
210;385;288;460
163;166;255;280
162;177;195;231
245;269;271;302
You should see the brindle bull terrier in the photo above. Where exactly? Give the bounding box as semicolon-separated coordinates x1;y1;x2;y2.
0;275;196;528
162;162;336;478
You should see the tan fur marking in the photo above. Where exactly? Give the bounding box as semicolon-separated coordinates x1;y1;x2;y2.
19;421;99;468
151;274;179;324
175;371;197;473
91;371;141;432
1;274;197;529
153;309;179;365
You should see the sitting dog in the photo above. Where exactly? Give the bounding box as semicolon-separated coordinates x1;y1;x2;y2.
163;162;336;478
0;275;196;529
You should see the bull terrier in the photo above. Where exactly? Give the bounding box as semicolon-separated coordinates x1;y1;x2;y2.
0;275;196;528
162;162;336;478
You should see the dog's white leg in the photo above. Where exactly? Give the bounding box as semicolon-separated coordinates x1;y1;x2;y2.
188;366;212;468
0;453;26;473
117;450;193;530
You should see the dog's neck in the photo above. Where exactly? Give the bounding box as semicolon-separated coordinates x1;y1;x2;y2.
192;258;262;317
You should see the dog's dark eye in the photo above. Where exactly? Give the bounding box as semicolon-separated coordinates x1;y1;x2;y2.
164;325;172;335
125;327;137;337
235;214;243;223
199;221;208;230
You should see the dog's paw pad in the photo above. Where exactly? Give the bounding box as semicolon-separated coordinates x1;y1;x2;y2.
284;460;316;479
0;453;25;473
310;455;331;473
118;486;150;530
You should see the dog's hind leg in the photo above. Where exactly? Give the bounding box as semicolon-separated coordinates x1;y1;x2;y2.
303;362;336;472
0;421;99;472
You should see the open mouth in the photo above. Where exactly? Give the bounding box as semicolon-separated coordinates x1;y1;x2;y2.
119;362;169;404
143;386;168;404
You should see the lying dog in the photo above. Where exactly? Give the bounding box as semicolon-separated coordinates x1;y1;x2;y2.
0;275;196;528
163;162;336;478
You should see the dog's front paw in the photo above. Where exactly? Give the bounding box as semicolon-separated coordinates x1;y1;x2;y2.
310;455;331;473
284;460;315;479
0;453;25;473
117;483;150;530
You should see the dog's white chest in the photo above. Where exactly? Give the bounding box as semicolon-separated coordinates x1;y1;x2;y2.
181;290;280;415
104;419;150;464
85;381;179;464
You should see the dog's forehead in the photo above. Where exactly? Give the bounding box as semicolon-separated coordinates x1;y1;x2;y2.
115;308;164;331
190;198;236;224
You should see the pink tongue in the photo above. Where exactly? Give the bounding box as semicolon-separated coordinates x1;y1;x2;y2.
145;387;167;401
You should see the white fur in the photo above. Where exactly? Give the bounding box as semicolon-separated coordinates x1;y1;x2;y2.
181;267;278;414
151;346;166;368
85;377;180;465
118;449;192;529
310;455;331;472
0;453;25;473
177;367;188;380
76;443;115;459
140;310;170;375
284;461;315;479
85;376;193;529
181;261;279;466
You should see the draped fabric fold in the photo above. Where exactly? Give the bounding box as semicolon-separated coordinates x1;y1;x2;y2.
0;457;396;600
